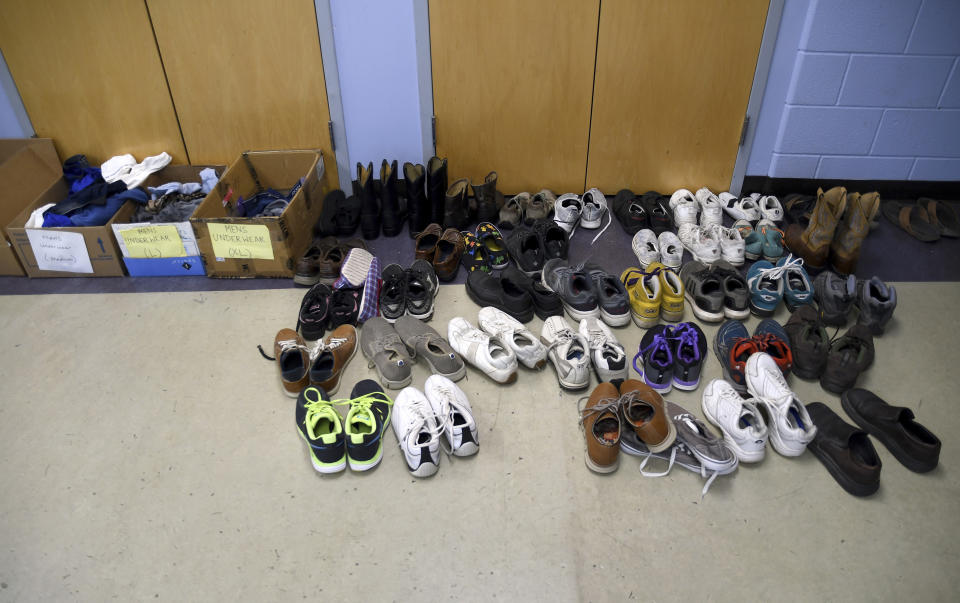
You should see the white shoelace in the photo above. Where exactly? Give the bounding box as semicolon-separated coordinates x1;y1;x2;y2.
754;254;803;283
636;442;719;498
399;395;450;456
310;336;348;359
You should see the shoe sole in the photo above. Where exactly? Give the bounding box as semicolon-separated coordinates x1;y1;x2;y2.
421;354;467;382
293;274;321;287
724;306;751;320
584;450;618;474
409;461;440;478
298;430;347;473
563;304;601;322
840;392;936;473
684;291;724;322
600;308;631;327
749;301;776;317
644;420;678;454
631;311;660;328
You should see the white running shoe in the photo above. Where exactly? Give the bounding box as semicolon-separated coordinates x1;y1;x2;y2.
657;231;683;268
448;317;518;383
477;306;547;370
707;224;745;266
424;374;479;457
631;229;660;268
745;352;817;457
670;189;698;227
554;193;582;234
695;188;723;228
578;317;628;384
541;315;591;390
677;223;720;264
581;188;612;243
392;387;443;477
719;192;762;222
758;195;784;222
701;378;768;463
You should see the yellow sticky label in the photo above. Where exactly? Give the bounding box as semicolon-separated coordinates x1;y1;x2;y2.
207;223;274;260
119;225;186;258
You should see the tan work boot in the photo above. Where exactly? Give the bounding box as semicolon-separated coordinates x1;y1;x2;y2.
830;192;880;275
784;186;847;269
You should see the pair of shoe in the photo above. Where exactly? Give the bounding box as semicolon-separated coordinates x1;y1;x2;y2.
542;259;630;327
883;197;960;242
745;254;814;315
355;160;407;239
669;188;722;228
314;189;361;238
785;186;880;273
620;264;684;327
744;352;817;457
499;190;555;229
447;315;520;383
631;229;683;269
679;260;748;322
361;316;465;389
633;322;707;393
379;260;438;322
414;223;465;282
393;375;479;477
404;158;447;237
505;219;569;275
719;192;783;223
611;189;672;235
538;315;628;389
460;222;509;272
297;282;375;341
734;219;784;262
676;222;745;265
553;188;611;242
296;380;392;473
294;236;368;287
714;318;793;392
814;272;896;335
702;379;769;463
466;264;561;323
270;325;358;397
444;171;504;229
784;306;874;393
580;379;678;473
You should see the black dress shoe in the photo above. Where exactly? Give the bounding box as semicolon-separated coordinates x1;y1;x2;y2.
841;388;940;473
806;402;882;497
465;270;534;323
502;264;562;320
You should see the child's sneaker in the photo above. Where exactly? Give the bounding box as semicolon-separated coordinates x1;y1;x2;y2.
476;222;509;270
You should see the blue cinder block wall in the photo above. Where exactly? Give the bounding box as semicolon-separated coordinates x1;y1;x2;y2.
748;0;960;182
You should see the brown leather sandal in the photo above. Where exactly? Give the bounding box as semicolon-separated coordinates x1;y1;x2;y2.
918;198;960;238
881;200;940;242
414;223;443;260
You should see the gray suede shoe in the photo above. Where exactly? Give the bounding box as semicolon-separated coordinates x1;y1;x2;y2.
360;317;413;389
394;315;466;381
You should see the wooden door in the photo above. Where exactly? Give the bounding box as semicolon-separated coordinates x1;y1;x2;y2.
586;0;769;193
0;0;187;163
146;0;338;185
429;0;600;193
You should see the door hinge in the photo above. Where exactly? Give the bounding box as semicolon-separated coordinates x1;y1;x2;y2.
328;121;336;152
431;115;437;148
738;115;750;146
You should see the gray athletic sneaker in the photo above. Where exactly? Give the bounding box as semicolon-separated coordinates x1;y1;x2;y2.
360;317;413;389
541;258;599;321
394;315;466;381
582;263;631;327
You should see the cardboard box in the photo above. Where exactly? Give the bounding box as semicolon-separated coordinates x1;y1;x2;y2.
190;150;327;278
110;164;223;277
0;139;62;275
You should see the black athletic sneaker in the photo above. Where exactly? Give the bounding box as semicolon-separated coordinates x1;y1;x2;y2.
379;264;407;322
783;305;830;380
813;270;856;327
502;264;562;320
329;288;360;328
296;385;347;473
343;379;394;471
636;324;674;393
297;282;332;341
611;189;648;235
670;322;706;391
679;260;725;323
641;191;673;234
541;259;599;321
465;270;535;323
583;263;631;327
855;276;897;335
405;260;437;320
506;225;545;275
531;218;568;260
710;260;750;320
821;324;874;393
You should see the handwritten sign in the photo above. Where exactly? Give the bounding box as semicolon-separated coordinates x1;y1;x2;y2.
119;225;186;258
25;229;93;273
207;223;274;260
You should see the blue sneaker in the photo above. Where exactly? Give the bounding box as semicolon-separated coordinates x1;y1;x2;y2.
776;254;814;311
633;324;674;393
756;219;784;262
746;260;784;316
753;318;794;377
734;220;762;260
713;320;759;392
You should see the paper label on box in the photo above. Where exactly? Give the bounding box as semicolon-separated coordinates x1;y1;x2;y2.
207;223;274;260
25;229;93;273
118;225;186;258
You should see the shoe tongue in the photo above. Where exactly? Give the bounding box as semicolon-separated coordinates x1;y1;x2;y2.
350;410;374;443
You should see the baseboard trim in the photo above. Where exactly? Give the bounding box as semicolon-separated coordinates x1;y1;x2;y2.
742;177;960;200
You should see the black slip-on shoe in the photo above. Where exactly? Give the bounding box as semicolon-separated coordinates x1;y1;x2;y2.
841;389;940;473
806;402;881;497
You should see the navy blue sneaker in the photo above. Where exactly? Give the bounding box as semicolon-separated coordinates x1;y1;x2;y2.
713;320;760;393
670;322;707;391
295;386;346;473
634;325;674;393
753;318;794;377
746;260;783;316
343;379;394;471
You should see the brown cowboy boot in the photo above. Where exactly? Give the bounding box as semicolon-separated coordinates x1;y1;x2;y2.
784;186;847;269
830;192;880;275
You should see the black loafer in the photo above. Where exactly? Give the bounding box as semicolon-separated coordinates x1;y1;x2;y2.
502;264;561;320
465;270;534;323
841;388;940;473
806;402;882;497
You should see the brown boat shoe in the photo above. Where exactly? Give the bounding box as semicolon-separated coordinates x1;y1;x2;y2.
580;382;622;473
308;324;358;396
619;379;676;453
274;328;309;397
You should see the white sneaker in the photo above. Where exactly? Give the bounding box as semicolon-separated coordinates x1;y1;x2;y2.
719;192;761;222
541;315;590;390
745;352;817;457
670;189;698;226
392;387;442;477
707;224;745;266
631;229;660;268
581;188;612;243
424;374;479;457
677;223;720;264
554;193;582;234
448;317;518;383
578;317;628;384
657;231;683;268
701;378;768;463
695;188;723;227
477;306;547;370
758;195;784;222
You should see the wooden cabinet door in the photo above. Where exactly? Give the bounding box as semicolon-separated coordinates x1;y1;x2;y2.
429;0;600;193
146;0;338;185
0;0;187;163
586;0;769;193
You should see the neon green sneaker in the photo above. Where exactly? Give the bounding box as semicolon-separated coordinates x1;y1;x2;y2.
295;386;346;473
343;380;394;471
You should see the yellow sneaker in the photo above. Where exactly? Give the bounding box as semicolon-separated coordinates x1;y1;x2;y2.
620;267;661;327
647;262;684;322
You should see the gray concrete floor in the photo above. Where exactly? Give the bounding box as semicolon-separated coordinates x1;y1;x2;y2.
0;283;958;601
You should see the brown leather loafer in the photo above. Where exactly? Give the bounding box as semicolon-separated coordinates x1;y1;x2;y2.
309;324;358;396
415;223;443;261
433;228;465;282
619;379;676;452
274;328;309;397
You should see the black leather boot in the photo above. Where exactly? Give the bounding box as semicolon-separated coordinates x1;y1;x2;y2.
379;159;405;237
444;178;470;230
404;162;430;237
358;162;380;239
427;156;447;225
472;171;502;224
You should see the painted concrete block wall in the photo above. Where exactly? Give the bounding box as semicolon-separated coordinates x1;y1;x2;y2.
750;0;960;181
